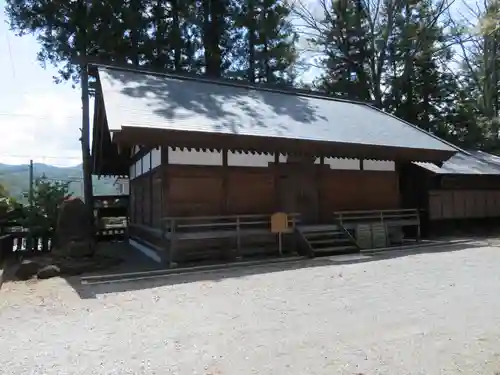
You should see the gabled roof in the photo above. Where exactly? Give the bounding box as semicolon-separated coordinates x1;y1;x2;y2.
414;150;500;175
97;66;456;154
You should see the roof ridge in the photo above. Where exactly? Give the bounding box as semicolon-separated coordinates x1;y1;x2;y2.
467;149;500;168
93;63;462;156
91;62;373;106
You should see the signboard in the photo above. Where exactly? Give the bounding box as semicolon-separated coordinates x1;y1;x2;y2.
271;212;288;234
356;224;372;249
371;223;388;248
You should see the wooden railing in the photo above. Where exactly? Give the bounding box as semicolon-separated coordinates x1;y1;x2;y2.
0;230;53;259
333;208;421;242
161;213;301;265
334;208;419;225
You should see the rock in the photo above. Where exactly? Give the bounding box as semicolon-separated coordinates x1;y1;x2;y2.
37;264;61;279
52;198;95;258
15;260;40;280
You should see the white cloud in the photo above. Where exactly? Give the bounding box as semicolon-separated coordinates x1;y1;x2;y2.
0;11;86;168
0;89;84;167
0;41;86;164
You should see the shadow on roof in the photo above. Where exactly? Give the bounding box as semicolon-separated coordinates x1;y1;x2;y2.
102;68;327;136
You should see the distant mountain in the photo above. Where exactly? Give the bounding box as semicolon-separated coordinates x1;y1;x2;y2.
0;163;122;201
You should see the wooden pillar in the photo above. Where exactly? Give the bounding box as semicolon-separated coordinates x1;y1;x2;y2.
161;146;169;217
149;151;153;226
222;149;229;214
274;152;280;211
360;159;364;170
318;156;324;221
140;156;145;225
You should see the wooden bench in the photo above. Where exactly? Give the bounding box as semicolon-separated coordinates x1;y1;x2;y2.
161;213;301;265
333;209;421;245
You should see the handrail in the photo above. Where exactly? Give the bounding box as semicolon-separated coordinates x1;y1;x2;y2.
333;208;421;244
161;213;273;222
335;208;418;214
338;224;359;249
160;213;301;267
296;228;314;258
334;209;419;222
162;213;301;230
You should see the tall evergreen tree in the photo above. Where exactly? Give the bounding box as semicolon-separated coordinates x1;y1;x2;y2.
231;0;298;84
253;0;298;84
309;0;372;100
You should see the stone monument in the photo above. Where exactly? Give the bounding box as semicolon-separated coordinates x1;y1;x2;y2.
52;197;95;258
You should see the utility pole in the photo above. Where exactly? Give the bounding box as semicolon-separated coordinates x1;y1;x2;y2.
28;159;34;250
81;64;93;207
79;0;94;215
28;160;33;210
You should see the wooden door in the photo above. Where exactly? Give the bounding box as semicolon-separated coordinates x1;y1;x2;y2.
279;162;318;224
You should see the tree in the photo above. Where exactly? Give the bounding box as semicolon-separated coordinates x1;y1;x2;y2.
25;178;71;234
0;183;19;227
298;0;372;100
253;0;298;84
6;0;299;84
449;0;500;149
294;0;464;140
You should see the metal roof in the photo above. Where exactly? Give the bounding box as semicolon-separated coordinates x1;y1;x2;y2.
97;67;456;153
414;150;500;175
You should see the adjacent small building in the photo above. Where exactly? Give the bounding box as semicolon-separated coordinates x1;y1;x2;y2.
90;63;457;262
404;150;500;235
113;177;129;195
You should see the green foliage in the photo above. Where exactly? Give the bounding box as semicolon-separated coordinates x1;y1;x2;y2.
4;0;500;152
4;0;298;82
296;0;500;151
310;0;372;101
23;178;71;234
0;183;19;223
232;0;298;84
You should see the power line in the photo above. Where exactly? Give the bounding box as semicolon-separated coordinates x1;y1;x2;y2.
0;154;82;159
0;113;81;120
4;29;15;78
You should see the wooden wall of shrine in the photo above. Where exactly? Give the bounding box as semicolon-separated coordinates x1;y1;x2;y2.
428;175;500;220
127;147;401;228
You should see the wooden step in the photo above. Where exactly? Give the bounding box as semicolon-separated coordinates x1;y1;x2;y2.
297;224;359;257
302;230;346;238
313;245;359;254
297;225;341;233
308;237;352;245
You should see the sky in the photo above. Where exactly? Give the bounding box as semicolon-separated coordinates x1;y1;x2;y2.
0;0;475;168
0;0;83;167
0;0;319;169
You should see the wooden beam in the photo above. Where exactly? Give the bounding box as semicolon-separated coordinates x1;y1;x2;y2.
274;153;280;211
115;127;455;164
149;151;153;226
222;149;229;214
318;156;324;221
161;146;170;218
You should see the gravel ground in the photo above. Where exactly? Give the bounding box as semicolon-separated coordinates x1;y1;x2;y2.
2;245;500;375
